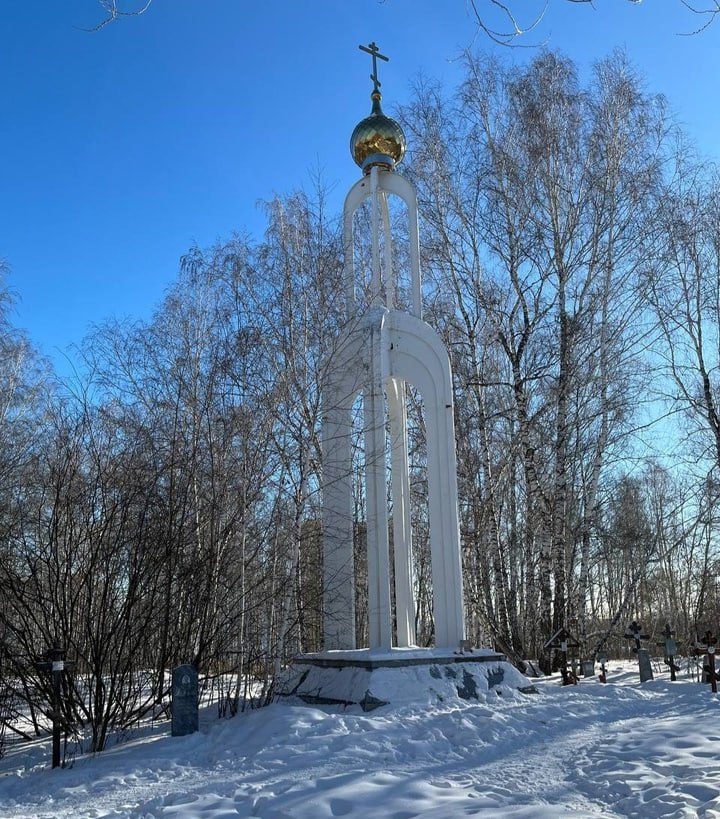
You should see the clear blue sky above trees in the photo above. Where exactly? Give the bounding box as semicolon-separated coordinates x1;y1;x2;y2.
1;1;718;371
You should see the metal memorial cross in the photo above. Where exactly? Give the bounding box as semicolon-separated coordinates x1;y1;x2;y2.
657;622;679;681
359;41;389;92
624;620;648;653
597;654;608;683
34;644;74;768
624;621;653;683
697;630;718;693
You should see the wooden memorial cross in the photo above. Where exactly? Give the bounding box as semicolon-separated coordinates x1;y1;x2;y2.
544;627;581;684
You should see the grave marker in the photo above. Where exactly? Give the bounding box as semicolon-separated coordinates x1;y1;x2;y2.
35;644;74;768
637;648;654;683
657;622;680;681
696;631;718;694
624;621;653;683
544;627;581;685
171;664;199;737
597;655;607;683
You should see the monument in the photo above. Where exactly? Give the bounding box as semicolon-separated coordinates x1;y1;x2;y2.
275;44;528;708
322;41;465;653
171;663;199;737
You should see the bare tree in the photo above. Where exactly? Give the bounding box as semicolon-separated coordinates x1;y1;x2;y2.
81;242;282;705
644;157;720;472
400;48;667;661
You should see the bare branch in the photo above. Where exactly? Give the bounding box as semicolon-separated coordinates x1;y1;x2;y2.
81;0;154;32
467;0;548;45
468;0;718;44
679;0;720;35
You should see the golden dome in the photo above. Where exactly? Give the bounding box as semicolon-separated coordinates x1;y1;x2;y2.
350;90;406;173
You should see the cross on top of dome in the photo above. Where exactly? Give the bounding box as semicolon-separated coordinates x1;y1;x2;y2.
358;41;388;94
350;42;407;174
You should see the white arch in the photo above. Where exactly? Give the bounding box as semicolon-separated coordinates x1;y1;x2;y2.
321;307;465;650
343;167;422;318
322;153;464;653
385;310;465;647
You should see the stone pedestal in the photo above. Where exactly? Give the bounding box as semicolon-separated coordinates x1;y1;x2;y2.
274;648;535;711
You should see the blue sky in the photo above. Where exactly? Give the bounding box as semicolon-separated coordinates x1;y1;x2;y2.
2;1;718;373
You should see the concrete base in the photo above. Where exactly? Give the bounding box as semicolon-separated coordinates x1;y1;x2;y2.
274;648;536;711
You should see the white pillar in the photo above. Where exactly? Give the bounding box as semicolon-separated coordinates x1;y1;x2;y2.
364;317;392;649
387;376;415;647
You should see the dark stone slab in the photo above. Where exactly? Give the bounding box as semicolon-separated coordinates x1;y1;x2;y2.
581;660;595;678
358;692;389;711
486;667;505;688
456;669;479;700
296;651;505;670
638;648;654;683
171;664;199;737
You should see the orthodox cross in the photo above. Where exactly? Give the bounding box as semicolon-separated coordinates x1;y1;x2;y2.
624;620;648;653
359;42;389;93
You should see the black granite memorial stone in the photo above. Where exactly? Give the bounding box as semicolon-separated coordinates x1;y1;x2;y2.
171;664;199;737
637;648;654;683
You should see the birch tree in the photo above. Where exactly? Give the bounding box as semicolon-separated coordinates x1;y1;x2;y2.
645;159;720;472
400;49;666;659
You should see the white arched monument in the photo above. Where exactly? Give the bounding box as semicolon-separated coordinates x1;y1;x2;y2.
322;43;465;652
275;45;522;709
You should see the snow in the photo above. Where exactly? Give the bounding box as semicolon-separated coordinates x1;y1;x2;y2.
2;661;720;818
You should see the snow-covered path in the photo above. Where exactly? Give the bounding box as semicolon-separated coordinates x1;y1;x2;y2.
2;665;720;818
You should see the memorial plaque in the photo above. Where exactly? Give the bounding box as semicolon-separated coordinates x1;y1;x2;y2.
171;664;199;737
637;648;654;683
581;660;595;678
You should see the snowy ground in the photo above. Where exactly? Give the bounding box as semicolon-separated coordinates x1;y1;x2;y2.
2;660;720;818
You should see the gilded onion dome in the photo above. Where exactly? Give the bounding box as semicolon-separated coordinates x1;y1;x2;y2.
350;82;406;173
